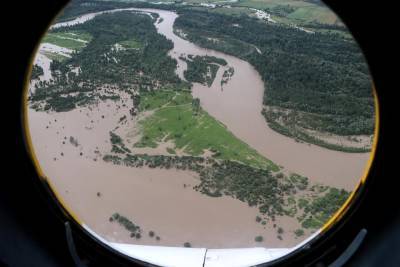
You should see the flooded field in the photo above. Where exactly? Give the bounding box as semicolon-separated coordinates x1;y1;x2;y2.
28;100;304;248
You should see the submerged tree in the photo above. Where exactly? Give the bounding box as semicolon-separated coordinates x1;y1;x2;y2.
192;98;200;115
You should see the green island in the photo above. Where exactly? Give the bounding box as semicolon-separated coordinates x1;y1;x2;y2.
31;65;44;80
181;55;227;87
134;90;275;170
221;66;234;86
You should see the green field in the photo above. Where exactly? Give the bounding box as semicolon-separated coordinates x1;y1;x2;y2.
234;0;318;9
120;38;143;49
53;31;93;42
135;90;278;171
139;90;192;111
209;6;254;16
42;31;92;50
286;5;340;25
232;0;339;23
41;51;69;62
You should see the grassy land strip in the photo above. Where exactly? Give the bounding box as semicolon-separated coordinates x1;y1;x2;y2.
41;51;69;62
134;91;278;170
180;55;227;87
42;33;88;50
262;108;371;153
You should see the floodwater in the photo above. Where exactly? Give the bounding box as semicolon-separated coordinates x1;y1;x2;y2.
28;97;303;248
27;8;374;249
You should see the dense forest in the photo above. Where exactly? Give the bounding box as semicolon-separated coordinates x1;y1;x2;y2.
31;64;44;80
56;0;176;22
30;11;188;112
181;55;227;87
174;10;374;141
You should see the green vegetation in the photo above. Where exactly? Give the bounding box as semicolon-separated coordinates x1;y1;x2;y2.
110;132;131;154
31;11;186;112
69;136;79;147
294;228;305;237
104;141;349;231
221;66;234;86
298;198;309;209
289;173;308;190
138;90;190;111
166;147;176;154
120;38;143;49
267;4;296;17
191;97;200;114
255;235;263;242
262;107;372;153
209;6;254;17
55;0;150;22
193;160;294;215
54;31;93;42
297;187;350;229
104;153;205;171
104;153;274;216
174;9;374;150
31;64;44;80
110;212;142;238
181;55;227;87
42;32;89;50
41;51;69;62
231;0;341;26
134;90;277;170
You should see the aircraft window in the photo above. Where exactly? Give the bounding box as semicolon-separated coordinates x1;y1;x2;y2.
24;0;377;266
